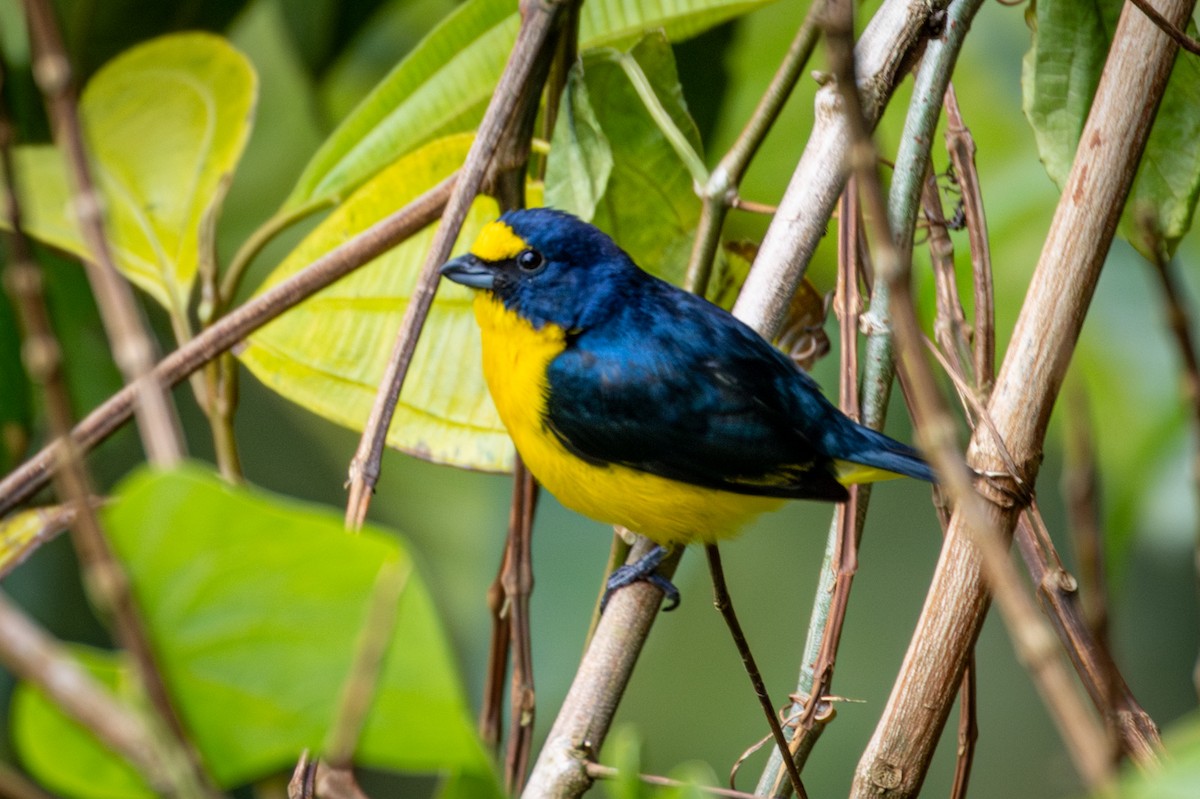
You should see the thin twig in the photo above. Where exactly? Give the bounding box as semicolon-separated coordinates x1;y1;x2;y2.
0;80;217;799
732;0;950;338
21;0;183;466
0;176;454;518
754;183;865;798
684;0;824;293
1129;0;1200;54
343;0;576;529
942;85;994;393
503;459;539;794
919;157;982;799
705;544;807;799
0;590;180;794
1061;389;1112;668
480;539;512;752
0;502;76;580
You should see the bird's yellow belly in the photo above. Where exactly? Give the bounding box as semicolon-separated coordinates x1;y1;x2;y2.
473;294;784;545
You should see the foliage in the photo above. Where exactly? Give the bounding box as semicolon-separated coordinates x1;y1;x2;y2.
0;0;1197;796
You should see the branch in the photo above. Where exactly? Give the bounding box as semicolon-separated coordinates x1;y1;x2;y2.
342;0;577;528
0;82;217;798
0;177;454;517
732;0;950;339
852;0;1190;792
21;0;184;465
0;590;182;795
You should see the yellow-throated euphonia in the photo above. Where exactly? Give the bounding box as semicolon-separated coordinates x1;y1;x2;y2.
441;208;932;608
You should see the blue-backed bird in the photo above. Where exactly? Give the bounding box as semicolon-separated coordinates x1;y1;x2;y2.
440;208;933;608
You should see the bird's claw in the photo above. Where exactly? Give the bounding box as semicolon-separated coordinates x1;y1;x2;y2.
601;545;680;612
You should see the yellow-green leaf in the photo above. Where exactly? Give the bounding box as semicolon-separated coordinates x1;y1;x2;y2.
240;134;529;473
0;505;73;578
10;33;256;316
284;0;775;209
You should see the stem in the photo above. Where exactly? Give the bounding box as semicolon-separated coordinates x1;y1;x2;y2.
705;545;807;799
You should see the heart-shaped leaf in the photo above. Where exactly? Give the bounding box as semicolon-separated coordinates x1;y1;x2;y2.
12;466;497;796
8;33;256;316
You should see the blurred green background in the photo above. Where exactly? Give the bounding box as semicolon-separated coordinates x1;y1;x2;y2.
1;0;1197;796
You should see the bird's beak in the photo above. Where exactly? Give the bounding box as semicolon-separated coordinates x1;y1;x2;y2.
440;253;495;290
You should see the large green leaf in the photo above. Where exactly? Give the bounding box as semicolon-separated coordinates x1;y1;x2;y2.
12;466;497;797
240;133;520;472
9;33;257;316
284;0;775;209
1022;0;1200;258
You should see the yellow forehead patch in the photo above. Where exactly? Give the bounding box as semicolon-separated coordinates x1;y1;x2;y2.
470;220;527;262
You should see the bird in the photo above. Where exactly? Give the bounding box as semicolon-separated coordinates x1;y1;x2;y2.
440;208;933;609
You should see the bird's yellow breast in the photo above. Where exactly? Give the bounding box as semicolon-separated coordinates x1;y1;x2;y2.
472;293;783;545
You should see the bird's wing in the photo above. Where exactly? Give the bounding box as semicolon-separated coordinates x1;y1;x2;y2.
543;298;848;501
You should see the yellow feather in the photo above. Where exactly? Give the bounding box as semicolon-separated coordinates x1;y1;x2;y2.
473;293;784;546
834;460;903;485
470;221;528;262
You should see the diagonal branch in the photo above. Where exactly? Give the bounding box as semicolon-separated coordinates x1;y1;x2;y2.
0;177;454;517
343;0;577;529
21;0;184;466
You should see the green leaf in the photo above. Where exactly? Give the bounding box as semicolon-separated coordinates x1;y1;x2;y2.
573;33;705;287
1022;0;1200;259
284;0;515;209
1021;0;1110;188
545;66;614;221
12;465;494;794
12;648;155;799
1120;32;1200;257
284;0;774;209
600;725;645;799
240;133;521;472
9;33;257;316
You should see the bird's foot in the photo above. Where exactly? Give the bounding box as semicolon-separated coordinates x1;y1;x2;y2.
601;545;680;612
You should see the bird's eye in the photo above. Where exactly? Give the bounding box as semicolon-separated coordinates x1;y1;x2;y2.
516;248;544;273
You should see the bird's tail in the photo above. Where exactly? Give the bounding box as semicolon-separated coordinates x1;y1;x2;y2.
832;425;935;486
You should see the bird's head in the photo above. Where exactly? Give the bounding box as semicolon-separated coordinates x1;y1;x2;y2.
440;208;642;330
